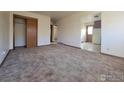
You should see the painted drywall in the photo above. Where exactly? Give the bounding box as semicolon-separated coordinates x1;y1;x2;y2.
15;18;26;47
0;12;10;64
57;12;99;48
9;11;51;49
101;12;124;58
92;28;101;44
57;13;83;48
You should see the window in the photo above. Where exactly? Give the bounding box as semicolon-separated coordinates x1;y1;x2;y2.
87;26;93;35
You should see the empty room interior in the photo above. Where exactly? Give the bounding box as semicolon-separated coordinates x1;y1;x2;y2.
0;11;124;82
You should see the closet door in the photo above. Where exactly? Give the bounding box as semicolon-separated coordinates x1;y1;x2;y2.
27;18;37;48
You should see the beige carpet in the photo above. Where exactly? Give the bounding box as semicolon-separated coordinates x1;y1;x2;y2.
0;44;124;82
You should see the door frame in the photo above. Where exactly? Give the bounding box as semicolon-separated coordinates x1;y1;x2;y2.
13;14;38;49
50;25;53;42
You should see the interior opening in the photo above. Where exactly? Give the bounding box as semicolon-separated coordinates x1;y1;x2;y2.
81;13;101;53
50;25;58;44
14;17;26;48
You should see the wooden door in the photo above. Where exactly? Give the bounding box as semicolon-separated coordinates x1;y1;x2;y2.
27;18;37;48
86;25;93;42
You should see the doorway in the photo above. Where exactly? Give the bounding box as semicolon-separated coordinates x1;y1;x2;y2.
13;14;38;49
50;25;58;44
81;14;101;53
14;17;26;47
86;25;93;42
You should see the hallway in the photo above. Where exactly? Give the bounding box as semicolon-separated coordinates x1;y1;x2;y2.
81;42;101;52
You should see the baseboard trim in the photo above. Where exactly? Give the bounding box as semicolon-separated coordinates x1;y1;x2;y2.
15;46;26;48
0;50;11;68
58;42;81;49
100;52;124;59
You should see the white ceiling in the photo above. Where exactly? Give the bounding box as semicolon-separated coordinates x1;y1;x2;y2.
33;11;79;22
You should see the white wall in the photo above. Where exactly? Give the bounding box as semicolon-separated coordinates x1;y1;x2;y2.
9;11;51;49
57;12;98;48
15;18;26;47
57;13;83;48
92;29;101;44
101;12;124;58
0;12;10;64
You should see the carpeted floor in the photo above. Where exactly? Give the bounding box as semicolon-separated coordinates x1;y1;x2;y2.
0;44;124;82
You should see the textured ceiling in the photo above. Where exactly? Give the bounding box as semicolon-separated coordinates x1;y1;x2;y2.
32;11;79;21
